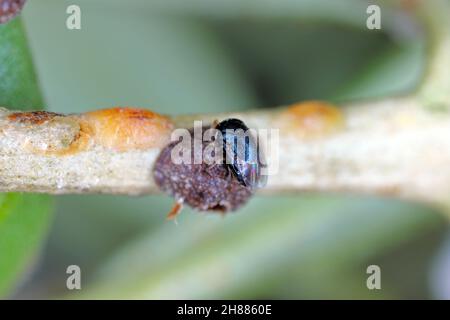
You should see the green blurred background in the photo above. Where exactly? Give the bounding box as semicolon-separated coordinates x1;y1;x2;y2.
2;0;450;299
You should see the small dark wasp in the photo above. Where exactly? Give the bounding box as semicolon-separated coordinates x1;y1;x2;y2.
214;118;267;189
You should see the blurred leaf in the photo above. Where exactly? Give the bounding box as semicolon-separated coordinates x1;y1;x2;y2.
23;1;258;114
0;19;53;297
212;22;390;105
76;196;442;299
333;39;426;101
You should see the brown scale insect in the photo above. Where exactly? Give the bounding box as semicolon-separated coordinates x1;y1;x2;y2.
8;111;62;125
153;125;254;220
0;0;26;24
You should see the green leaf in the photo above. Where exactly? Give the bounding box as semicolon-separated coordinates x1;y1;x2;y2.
0;18;53;297
0;194;52;296
0;18;44;109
